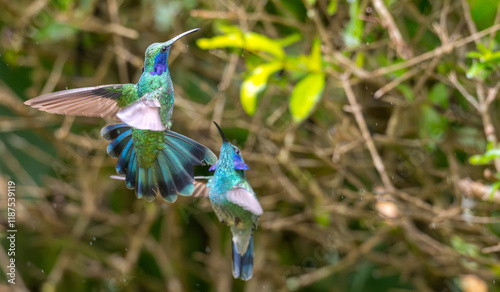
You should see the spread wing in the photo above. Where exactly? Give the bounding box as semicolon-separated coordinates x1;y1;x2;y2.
24;84;136;119
227;188;263;216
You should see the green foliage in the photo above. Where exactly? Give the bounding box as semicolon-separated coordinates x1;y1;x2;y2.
33;23;78;42
198;26;325;122
289;72;325;122
469;147;500;165
428;83;449;109
419;104;447;141
240;61;283;115
468;0;500;32
343;0;363;48
466;43;500;80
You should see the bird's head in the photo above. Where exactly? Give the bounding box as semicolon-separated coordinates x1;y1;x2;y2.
144;28;199;76
209;122;249;172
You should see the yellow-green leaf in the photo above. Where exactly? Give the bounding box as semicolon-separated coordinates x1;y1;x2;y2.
240;62;283;115
327;0;338;15
197;32;285;59
307;38;322;72
197;34;244;50
289;73;325;123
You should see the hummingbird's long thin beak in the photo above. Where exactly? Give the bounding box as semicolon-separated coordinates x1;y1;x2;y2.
213;121;228;143
168;28;200;44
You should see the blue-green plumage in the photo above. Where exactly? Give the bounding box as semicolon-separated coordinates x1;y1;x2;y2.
25;29;217;202
207;122;263;281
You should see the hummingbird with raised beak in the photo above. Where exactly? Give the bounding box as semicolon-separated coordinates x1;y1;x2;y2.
24;29;217;202
205;122;263;280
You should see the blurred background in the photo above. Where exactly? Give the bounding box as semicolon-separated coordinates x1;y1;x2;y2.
1;0;500;291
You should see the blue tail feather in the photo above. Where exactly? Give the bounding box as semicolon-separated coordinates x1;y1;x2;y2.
232;235;254;281
101;123;216;202
125;151;137;189
101;123;131;141
165;131;217;165
144;167;156;202
162;149;194;196
116;138;134;175
155;156;178;202
137;167;146;199
107;129;132;158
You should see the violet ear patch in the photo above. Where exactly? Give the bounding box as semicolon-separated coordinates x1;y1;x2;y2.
233;156;249;170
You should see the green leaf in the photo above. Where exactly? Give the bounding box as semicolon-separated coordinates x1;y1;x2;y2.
197;31;286;59
307;38;322;72
466;61;488;79
469;0;500;33
451;235;480;264
469;148;500;165
396;84;415;102
419;104;447;141
343;0;363;48
428;83;449;109
476;43;489;54
240;62;283;115
466;51;483;59
33;22;77;42
327;0;338;15
275;33;302;47
469;154;490;165
289;73;325;123
490;181;500;200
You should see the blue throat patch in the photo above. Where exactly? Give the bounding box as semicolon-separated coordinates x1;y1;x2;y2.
150;52;167;76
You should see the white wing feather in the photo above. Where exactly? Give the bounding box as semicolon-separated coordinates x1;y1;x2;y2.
226;188;263;216
117;98;165;131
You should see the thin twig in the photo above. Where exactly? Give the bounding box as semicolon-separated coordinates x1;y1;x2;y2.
374;67;420;99
371;0;413;59
341;73;395;192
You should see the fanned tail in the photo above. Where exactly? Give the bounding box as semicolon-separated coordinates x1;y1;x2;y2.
101;123;217;202
232;234;254;281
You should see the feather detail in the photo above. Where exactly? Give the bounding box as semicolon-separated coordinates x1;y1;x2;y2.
226;188;263;216
24;84;128;119
232;233;254;280
117;98;165;131
192;181;210;198
101;123;217;202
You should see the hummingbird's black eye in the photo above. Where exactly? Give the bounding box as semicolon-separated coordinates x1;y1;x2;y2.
141;67;144;73
161;46;167;53
234;148;240;155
